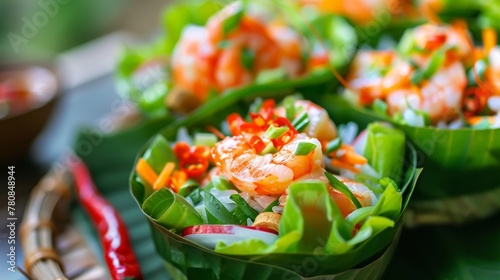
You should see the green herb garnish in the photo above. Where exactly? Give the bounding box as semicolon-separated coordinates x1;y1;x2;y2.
294;142;317;156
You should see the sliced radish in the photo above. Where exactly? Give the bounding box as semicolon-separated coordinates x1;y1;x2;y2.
182;225;278;249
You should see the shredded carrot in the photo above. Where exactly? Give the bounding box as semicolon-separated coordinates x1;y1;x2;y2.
483;27;497;55
153;162;176;191
169;170;187;193
206;125;226;140
339;150;368;165
331;158;360;173
341;143;355;151
136;158;158;187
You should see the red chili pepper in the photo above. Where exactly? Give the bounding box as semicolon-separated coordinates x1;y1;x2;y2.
71;157;143;280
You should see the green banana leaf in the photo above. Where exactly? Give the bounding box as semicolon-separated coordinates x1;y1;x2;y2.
127;98;419;278
71;114;499;280
115;0;357;117
312;94;500;225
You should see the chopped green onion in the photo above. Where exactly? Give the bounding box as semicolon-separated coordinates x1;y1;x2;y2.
241;47;255;71
265;125;289;139
222;5;244;36
373;99;388;117
262;198;280;212
398;30;417;56
194;133;218;147
410;68;424;85
294;118;310;132
230;194;259;220
423;48;445;79
326;138;342;154
260;142;278;155
291;111;309;132
283;96;296;121
294;142;317;156
324;172;362;209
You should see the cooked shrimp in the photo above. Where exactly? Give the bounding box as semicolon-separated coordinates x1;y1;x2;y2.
386;61;467;123
207;3;281;90
171;26;216;102
268;24;306;78
274;99;337;142
214;45;253;90
328;176;377;217
346;51;397;105
346;22;471;124
212;133;324;196
278;174;376;217
409;23;471;65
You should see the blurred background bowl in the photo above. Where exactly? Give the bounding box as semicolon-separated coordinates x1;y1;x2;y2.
0;64;59;164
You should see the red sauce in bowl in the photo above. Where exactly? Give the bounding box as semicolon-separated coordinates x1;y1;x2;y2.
0;67;57;119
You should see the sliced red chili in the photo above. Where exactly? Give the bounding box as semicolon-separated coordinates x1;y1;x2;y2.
227;113;246;135
424;33;447;51
249;135;265;154
259;99;276;120
173;142;191;160
181;158;209;178
274;116;298;134
271;130;295;149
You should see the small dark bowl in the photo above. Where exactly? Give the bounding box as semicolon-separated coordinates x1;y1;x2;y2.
0;65;59;164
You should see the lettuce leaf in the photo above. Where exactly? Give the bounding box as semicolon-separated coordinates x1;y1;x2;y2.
363;123;406;183
212;180;402;257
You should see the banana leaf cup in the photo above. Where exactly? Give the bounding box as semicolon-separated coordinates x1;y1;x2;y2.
313;93;500;227
129;94;420;279
312;18;500;226
115;0;357;118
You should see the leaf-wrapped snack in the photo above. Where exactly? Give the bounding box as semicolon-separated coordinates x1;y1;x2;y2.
130;97;419;278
